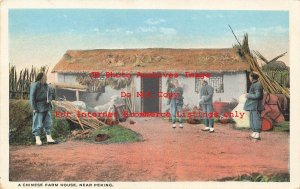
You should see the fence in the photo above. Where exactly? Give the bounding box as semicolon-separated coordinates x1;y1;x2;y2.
9;64;49;99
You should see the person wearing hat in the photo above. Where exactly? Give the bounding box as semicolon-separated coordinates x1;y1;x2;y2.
167;79;184;128
244;71;264;140
29;72;58;145
199;76;215;133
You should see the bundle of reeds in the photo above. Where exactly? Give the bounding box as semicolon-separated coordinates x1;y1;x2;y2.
76;74;105;92
106;77;131;89
229;26;290;98
262;70;289;88
76;74;132;91
123;78;136;113
52;100;107;130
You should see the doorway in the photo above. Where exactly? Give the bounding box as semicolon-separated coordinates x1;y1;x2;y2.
141;77;161;113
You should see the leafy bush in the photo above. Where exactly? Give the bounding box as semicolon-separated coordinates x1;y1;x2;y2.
76;125;142;144
9;100;71;145
273;121;290;132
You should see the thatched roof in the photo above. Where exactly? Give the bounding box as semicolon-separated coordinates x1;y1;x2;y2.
52;48;250;74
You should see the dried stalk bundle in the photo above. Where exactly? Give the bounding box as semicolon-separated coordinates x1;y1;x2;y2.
263;70;289;88
229;26;290;98
52;100;107;130
70;129;92;139
76;74;132;91
123;79;136;113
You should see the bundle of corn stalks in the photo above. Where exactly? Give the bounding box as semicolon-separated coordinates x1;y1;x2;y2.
261;70;289;88
52;100;107;130
229;25;290;98
76;74;131;91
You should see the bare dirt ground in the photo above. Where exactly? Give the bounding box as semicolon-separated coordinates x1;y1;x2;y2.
9;118;289;181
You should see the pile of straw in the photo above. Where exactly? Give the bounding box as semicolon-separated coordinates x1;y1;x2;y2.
76;74;132;91
52;100;107;130
229;26;290;98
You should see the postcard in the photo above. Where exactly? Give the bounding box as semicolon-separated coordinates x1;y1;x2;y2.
1;0;300;189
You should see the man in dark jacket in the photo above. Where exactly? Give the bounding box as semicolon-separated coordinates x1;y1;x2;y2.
167;79;184;128
199;76;215;133
244;71;264;140
29;72;57;145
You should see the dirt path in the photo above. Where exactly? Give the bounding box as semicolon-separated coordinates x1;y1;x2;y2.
9;118;289;181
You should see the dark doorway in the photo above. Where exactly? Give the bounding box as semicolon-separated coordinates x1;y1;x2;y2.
141;77;160;113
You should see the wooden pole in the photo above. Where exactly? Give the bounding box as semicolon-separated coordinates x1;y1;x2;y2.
76;90;79;101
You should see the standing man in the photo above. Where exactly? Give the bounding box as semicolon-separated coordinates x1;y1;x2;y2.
244;71;264;140
199;76;215;133
167;79;184;128
30;72;57;145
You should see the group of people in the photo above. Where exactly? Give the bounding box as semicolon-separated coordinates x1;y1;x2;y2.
29;71;264;146
167;71;264;140
167;77;215;132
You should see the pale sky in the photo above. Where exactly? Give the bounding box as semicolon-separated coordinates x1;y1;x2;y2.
9;9;289;81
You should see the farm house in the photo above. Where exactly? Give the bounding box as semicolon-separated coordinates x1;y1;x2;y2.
51;48;250;113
